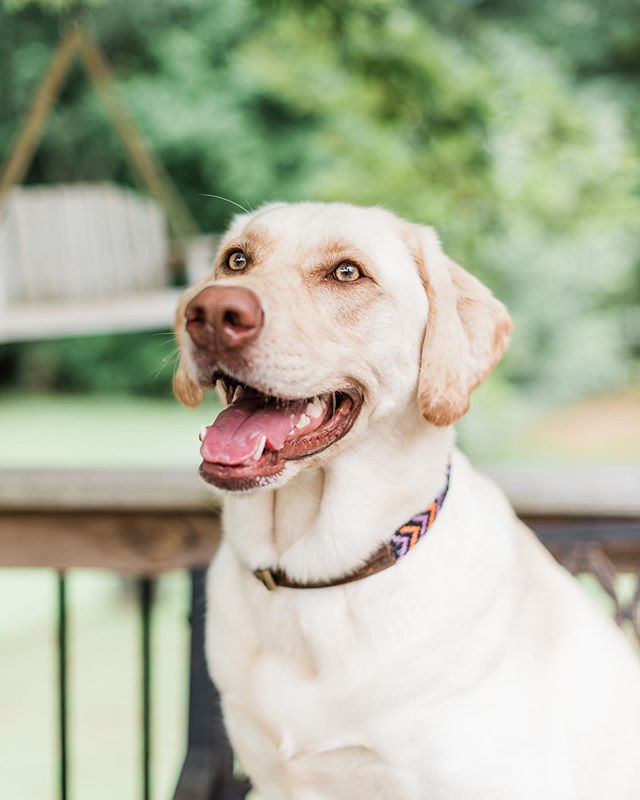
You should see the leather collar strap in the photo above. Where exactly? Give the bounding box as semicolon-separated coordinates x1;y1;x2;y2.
254;463;451;591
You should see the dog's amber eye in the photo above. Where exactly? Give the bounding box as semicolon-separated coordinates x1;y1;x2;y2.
227;251;248;271
333;262;361;282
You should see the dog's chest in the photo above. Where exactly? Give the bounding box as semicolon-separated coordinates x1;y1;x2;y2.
211;579;366;749
205;552;418;797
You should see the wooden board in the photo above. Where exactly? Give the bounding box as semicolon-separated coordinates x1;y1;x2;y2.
0;468;219;511
0;287;183;341
0;465;637;516
0;510;220;574
482;464;640;518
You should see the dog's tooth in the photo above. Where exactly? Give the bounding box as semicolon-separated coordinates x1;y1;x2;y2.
305;396;325;418
199;425;208;442
232;385;244;402
252;435;267;460
296;413;310;429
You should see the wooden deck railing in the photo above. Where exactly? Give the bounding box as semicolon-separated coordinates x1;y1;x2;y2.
1;465;639;799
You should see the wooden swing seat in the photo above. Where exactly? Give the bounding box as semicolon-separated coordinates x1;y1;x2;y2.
0;183;183;341
0;288;183;342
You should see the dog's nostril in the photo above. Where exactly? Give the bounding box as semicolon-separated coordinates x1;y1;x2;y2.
188;305;206;324
224;310;250;329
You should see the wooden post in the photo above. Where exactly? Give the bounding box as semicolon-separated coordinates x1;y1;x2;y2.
0;27;84;210
78;30;199;241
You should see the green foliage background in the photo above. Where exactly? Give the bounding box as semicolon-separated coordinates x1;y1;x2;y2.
1;0;639;405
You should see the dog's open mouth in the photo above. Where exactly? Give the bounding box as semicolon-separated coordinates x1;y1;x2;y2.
198;372;362;490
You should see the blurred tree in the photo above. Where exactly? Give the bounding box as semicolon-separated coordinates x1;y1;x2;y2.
0;0;638;403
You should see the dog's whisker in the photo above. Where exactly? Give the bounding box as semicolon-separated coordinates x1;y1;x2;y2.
151;350;180;379
199;193;251;214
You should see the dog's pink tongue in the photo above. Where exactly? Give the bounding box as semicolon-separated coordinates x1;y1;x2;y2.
201;396;306;465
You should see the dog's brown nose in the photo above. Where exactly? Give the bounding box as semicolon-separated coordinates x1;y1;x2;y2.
185;285;263;350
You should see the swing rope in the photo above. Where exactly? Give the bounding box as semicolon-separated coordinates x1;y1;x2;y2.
0;24;200;242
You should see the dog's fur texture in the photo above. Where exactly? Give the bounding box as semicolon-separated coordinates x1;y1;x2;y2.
175;203;640;800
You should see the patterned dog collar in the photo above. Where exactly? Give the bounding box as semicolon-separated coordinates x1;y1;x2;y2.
254;462;451;591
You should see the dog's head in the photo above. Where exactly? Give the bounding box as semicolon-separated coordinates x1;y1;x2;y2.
174;202;512;492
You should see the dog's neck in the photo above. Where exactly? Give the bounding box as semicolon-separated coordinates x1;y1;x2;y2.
222;406;454;584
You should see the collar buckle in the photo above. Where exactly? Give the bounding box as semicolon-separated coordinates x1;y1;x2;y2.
255;568;278;591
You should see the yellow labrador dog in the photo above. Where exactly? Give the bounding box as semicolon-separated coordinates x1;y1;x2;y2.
174;202;640;800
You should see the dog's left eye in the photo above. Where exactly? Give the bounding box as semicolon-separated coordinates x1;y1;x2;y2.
333;262;361;282
227;250;248;271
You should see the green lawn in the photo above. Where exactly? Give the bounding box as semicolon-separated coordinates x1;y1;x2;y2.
0;568;191;800
0;393;221;469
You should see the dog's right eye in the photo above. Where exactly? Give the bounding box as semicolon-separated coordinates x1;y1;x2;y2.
332;262;362;282
227;251;248;271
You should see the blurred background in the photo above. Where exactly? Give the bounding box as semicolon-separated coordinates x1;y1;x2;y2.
2;0;640;463
1;0;639;797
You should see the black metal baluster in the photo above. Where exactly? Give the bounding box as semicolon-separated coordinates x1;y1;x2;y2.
173;567;250;800
56;571;69;800
139;577;154;800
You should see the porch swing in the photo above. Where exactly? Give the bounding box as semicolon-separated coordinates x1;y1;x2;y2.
0;26;215;343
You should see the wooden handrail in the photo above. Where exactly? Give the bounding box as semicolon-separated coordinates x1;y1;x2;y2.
0;465;637;575
0;465;638;516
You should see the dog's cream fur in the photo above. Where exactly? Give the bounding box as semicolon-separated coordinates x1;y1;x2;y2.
175;203;640;800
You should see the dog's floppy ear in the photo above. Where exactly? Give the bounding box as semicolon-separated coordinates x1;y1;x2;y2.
173;360;203;408
408;225;512;426
172;295;204;408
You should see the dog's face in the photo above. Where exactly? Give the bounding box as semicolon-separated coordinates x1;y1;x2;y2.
174;202;512;492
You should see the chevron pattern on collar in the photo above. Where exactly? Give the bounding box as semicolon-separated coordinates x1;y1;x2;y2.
390;462;451;560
